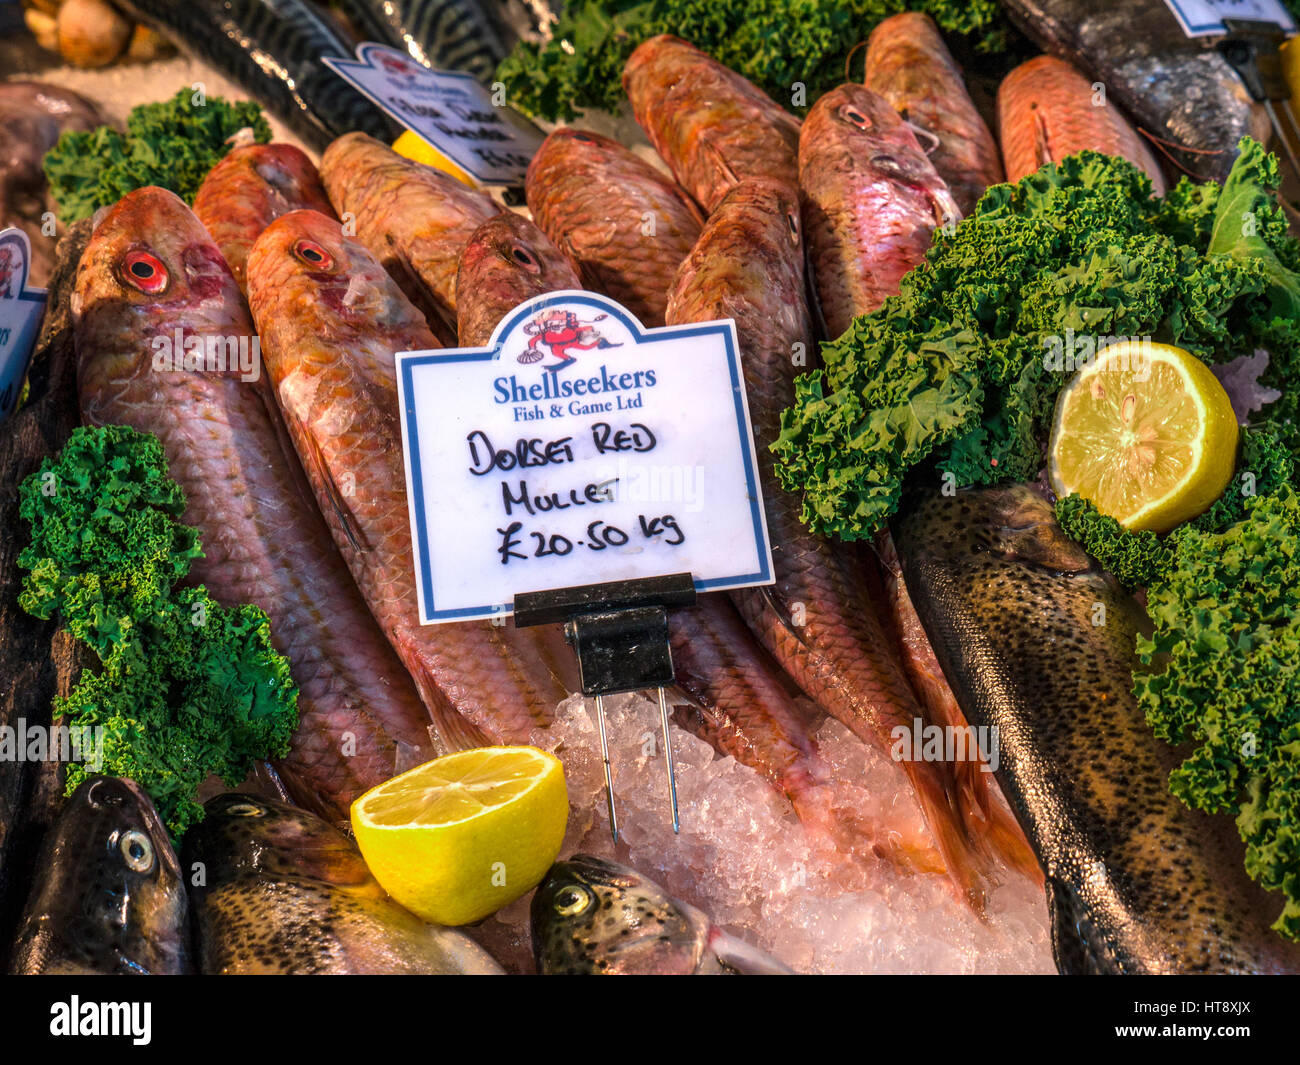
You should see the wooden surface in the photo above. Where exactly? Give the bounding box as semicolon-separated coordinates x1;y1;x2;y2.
0;219;91;968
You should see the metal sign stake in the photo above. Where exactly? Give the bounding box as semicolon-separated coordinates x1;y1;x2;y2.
514;573;696;841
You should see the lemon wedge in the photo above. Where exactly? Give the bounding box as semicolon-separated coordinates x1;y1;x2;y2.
352;746;567;926
1048;340;1238;533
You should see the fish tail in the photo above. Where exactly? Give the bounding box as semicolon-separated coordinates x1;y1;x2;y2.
962;780;1043;886
903;759;988;914
791;790;948;878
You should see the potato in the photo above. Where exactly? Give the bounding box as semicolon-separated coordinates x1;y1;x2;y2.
57;0;132;69
126;22;175;62
24;7;61;52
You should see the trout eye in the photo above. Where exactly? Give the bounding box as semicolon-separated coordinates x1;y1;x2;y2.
121;249;168;294
293;239;334;269
226;801;264;817
511;245;540;272
555;885;592;917
841;106;872;130
119;830;155;873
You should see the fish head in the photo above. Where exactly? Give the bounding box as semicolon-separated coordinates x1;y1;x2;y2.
530;854;711;974
184;793;373;889
455;211;581;345
73;186;251;404
16;776;188;974
246;208;428;333
74;184;243;337
239;143;329;206
803;84;944;191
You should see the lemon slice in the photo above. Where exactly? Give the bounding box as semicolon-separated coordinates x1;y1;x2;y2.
352;746;567;926
1048;340;1239;533
391;130;477;188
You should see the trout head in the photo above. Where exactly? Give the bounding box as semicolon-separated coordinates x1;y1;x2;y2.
183;793;374;892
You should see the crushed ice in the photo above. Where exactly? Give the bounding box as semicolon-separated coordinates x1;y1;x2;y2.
472;693;1055;975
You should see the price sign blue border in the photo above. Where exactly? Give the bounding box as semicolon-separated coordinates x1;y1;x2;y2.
0;228;48;425
395;290;774;623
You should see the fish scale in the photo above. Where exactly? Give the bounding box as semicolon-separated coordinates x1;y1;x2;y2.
623;35;802;213
525;127;703;328
894;483;1300;974
320;132;501;345
193;142;337;296
665;179;986;909
864;12;1004;218
75;187;435;820
117;0;398;150
247;209;573;748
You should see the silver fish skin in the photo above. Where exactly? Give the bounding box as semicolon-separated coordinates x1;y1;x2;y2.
1000;0;1270;181
893;483;1300;975
531;855;793;975
10;777;190;975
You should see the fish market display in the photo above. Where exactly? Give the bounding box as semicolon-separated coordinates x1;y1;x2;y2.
75;187;434;820
193;142;336;295
1002;0;1270;181
185;793;505;974
665;179;986;909
455;210;582;346
532;854;792;974
320;131;501;344
246;210;570;749
0;80;100;284
525;127;703;328
334;0;511;82
10;777;190;975
997;55;1167;192
115;0;397;150
893;484;1300;974
799;83;960;339
863;12;1003;217
623;35;802;212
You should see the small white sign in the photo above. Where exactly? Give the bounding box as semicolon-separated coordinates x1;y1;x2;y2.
323;42;542;185
396;291;774;623
1163;0;1295;36
0;228;47;426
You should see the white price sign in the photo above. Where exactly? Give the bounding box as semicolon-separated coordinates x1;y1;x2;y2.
1163;0;1296;36
0;228;47;427
323;42;542;185
396;291;774;623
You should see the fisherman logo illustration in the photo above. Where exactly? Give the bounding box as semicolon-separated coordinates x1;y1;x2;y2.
0;245;16;299
517;308;623;371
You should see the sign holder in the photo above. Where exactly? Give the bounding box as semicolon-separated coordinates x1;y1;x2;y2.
514;573;697;841
1216;19;1300;182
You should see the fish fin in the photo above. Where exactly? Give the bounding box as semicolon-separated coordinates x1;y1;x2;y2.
707;928;794;975
804;240;832;342
1032;108;1054;171
905;119;941;156
1046;876;1117;975
280;405;372;556
903;759;988;917
699;134;741;199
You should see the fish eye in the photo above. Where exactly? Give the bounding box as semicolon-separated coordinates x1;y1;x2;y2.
841;106;872;130
293;239;334;269
554;885;592;917
119;830;155;873
120;249;168;294
226;801;264;817
511;245;540;272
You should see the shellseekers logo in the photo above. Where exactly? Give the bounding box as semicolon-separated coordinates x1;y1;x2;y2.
517;309;623;372
0;244;19;299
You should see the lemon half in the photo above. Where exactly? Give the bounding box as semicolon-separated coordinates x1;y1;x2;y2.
1048;340;1239;533
352;746;567;926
